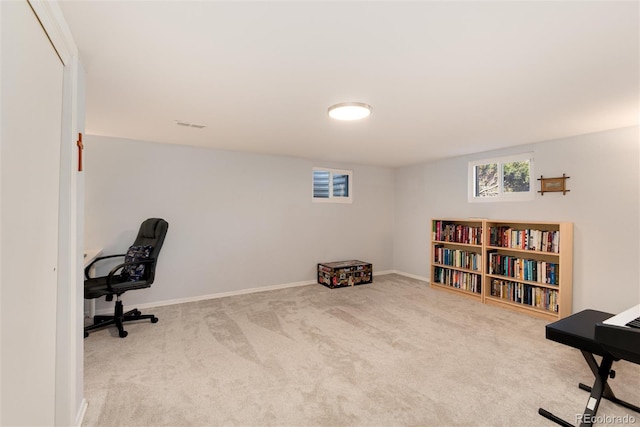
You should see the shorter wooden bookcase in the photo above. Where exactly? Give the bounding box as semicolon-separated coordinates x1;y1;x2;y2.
430;218;573;321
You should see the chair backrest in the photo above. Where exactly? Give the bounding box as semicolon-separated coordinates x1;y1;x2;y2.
132;218;169;284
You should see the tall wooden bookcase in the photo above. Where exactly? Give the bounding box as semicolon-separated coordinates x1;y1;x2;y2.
430;218;573;320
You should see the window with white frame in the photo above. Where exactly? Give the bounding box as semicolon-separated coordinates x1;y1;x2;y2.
312;167;352;203
468;153;534;202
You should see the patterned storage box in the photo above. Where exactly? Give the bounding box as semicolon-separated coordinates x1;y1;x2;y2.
317;260;373;289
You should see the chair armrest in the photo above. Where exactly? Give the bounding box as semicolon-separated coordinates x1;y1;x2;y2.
104;258;156;290
84;254;126;279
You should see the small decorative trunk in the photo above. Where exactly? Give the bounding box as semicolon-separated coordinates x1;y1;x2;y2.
317;260;372;289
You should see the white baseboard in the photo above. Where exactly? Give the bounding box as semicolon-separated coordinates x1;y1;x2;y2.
374;269;395;276
390;270;429;283
76;398;88;427
92;270;410;315
94;279;318;315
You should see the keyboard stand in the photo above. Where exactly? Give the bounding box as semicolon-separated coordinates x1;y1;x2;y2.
538;310;640;427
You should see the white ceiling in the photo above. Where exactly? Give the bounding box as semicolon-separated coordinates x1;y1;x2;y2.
58;1;639;168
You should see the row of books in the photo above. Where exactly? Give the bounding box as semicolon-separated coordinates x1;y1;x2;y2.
489;279;559;312
488;252;558;285
432;221;483;245
433;267;482;293
433;245;481;271
488;227;560;253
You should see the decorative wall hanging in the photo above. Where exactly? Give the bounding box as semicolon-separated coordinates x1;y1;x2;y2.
538;174;570;195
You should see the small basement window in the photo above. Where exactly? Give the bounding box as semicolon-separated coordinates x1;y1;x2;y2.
313;167;352;203
468;153;534;202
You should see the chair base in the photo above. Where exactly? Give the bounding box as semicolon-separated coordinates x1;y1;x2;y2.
84;299;158;338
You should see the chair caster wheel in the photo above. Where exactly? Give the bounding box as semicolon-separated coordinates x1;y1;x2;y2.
119;330;128;338
151;317;159;323
84;331;89;338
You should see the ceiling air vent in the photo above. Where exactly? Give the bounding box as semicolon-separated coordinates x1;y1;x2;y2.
175;120;206;129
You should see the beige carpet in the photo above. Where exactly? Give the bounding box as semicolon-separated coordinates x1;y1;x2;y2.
82;274;640;426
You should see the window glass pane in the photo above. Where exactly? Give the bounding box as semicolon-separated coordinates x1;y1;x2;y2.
503;160;530;193
313;170;330;198
475;163;498;197
333;174;349;197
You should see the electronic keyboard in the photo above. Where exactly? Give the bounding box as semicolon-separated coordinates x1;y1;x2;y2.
595;304;640;365
603;304;640;328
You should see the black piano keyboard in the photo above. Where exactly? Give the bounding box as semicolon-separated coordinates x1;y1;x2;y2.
626;317;640;329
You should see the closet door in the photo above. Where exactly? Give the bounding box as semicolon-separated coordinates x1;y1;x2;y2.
1;0;64;424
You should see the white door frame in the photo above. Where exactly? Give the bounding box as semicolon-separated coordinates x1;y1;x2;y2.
1;0;84;425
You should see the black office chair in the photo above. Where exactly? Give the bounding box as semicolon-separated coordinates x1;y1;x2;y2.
84;218;169;338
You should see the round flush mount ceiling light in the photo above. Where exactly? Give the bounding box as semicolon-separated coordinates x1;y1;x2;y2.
328;102;372;121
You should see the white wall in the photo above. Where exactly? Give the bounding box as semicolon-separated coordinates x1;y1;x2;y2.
394;126;640;314
87;127;639;315
85;135;395;311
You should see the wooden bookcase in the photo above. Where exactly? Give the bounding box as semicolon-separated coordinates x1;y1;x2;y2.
430;219;484;302
430;218;573;321
483;220;573;320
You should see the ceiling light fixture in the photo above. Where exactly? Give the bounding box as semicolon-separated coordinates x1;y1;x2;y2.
328;102;372;121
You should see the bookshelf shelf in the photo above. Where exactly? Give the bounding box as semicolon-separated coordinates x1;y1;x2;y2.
485;274;560;290
484;295;560;320
433;263;480;275
433;241;481;248
485;245;561;257
430;282;483;301
430;218;573;320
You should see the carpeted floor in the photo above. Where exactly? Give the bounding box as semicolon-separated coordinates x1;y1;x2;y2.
82;274;640;426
